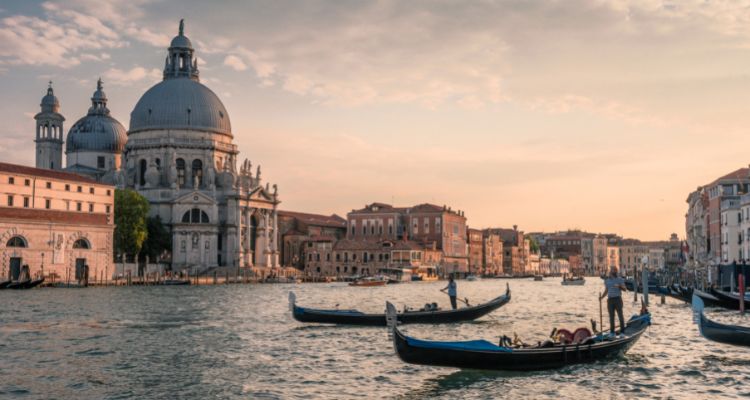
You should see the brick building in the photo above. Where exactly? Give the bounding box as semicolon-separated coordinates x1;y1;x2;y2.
0;162;114;283
278;210;347;269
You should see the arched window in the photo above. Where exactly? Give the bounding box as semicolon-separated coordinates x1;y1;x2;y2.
181;208;210;224
176;158;186;187
192;159;203;186
6;236;27;248
72;238;90;249
139;159;147;186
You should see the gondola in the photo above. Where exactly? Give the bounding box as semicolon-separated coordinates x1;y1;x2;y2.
386;302;651;371
709;288;749;310
160;279;191;285
7;277;44;290
289;284;511;326
692;294;750;347
0;279;10;289
561;276;585;286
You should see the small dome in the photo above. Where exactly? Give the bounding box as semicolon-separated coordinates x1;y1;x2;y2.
170;34;192;49
66;115;127;153
129;78;232;136
40;82;60;113
66;79;127;153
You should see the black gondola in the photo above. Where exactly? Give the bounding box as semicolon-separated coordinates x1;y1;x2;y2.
289;284;511;326
7;277;44;289
709;288;750;310
692;294;750;347
0;279;10;289
386;301;651;371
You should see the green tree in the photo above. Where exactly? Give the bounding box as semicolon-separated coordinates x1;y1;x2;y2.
141;215;172;262
114;189;149;262
528;236;540;254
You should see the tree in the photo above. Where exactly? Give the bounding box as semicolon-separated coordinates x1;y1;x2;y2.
114;189;149;262
141;215;172;262
528;236;540;254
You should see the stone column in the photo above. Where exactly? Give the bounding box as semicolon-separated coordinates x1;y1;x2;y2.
244;207;254;267
271;208;279;267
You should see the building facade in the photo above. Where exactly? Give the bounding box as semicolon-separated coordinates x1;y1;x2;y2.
0;163;114;283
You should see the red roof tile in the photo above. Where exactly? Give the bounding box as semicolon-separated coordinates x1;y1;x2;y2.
278;210;346;228
0;162;103;185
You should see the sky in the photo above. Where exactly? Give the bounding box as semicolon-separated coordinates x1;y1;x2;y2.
2;0;750;241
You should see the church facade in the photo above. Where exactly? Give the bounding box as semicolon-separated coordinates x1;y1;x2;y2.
33;20;281;273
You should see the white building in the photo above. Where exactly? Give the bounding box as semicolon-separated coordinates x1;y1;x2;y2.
32;20;282;274
720;196;742;263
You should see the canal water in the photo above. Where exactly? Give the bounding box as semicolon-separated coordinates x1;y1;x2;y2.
1;279;749;399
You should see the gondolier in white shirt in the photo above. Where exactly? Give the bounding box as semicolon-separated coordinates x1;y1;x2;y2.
441;275;458;309
600;266;627;335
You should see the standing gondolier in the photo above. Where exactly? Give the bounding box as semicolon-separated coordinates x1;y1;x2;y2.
600;266;627;334
441;276;458;309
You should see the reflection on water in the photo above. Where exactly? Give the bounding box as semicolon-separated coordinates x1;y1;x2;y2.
2;279;750;398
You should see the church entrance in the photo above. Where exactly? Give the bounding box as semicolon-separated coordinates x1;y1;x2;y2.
9;257;21;280
75;258;88;282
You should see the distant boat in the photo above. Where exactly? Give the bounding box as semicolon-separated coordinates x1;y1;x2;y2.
534;275;543;281
349;277;388;287
160;279;191;286
466;275;479;282
561;276;585;286
0;279;10;289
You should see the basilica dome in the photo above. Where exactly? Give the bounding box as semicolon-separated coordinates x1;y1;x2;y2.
128;78;232;137
66;79;127;153
128;19;232;137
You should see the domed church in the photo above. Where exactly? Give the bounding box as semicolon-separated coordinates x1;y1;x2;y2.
33;20;281;272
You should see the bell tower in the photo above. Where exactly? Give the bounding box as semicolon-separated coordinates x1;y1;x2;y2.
34;81;65;170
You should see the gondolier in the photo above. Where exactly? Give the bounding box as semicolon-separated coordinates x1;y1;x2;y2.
441;276;458;310
600;266;627;334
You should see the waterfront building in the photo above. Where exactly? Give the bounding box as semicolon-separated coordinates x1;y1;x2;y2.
740;193;750;262
489;227;528;276
581;235;607;276
467;228;483;275
539;257;570;275
278;211;347;269
619;240;649;276
481;230;503;276
0;162;114;282
720;196;742;263
345;202;469;274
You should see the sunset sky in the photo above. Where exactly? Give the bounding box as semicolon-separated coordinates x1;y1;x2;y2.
2;1;750;240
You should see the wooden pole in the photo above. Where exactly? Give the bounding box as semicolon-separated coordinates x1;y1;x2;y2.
740;273;746;315
599;292;604;335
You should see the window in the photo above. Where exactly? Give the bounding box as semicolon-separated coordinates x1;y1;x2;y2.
7;195;13;206
24;179;30;186
181;208;210;224
326;253;330;261
88;204;94;212
139;159;147;186
424;220;429;234
46;182;51;189
106;205;111;213
77;186;82;193
65;184;70;191
8;177;14;184
23;197;29;208
106;189;111;196
45;199;51;209
72;238;90;249
89;187;95;194
65;201;70;210
308;253;312;261
97;156;105;169
336;254;341;261
6;236;26;247
76;202;82;212
192;159;203;186
176;158;186;187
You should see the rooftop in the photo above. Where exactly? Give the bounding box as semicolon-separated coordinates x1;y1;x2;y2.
0;162;104;185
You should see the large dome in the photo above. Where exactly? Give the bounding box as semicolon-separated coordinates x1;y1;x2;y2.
66;78;127;153
128;78;232;136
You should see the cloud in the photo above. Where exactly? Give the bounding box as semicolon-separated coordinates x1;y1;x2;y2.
223;55;247;71
103;66;160;86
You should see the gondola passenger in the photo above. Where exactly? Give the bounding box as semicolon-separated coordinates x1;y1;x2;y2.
600;266;626;334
